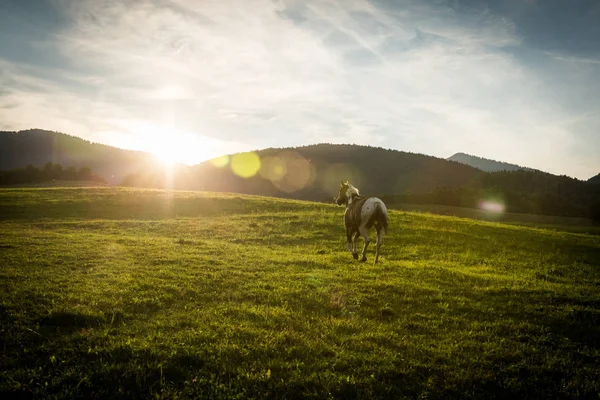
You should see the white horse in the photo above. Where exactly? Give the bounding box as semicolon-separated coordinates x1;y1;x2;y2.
336;181;388;263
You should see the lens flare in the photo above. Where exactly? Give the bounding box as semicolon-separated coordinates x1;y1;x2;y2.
210;155;229;168
259;156;287;182
479;201;505;213
258;152;315;193
277;152;316;193
231;152;261;178
321;163;364;194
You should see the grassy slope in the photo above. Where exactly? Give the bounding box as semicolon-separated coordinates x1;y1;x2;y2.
0;187;599;399
392;202;597;228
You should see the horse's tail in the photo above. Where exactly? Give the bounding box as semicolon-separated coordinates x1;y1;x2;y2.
375;199;388;234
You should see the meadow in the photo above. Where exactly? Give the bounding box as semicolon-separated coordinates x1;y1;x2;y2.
0;187;599;399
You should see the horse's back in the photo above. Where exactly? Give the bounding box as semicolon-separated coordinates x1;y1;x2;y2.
361;197;388;230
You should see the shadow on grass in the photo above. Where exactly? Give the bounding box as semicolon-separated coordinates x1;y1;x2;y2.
39;312;105;328
392;269;600;398
477;289;600;350
52;347;435;400
409;263;600;349
35;311;125;336
0;192;319;222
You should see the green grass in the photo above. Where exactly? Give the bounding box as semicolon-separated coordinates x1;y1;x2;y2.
1;187;599;399
390;202;599;234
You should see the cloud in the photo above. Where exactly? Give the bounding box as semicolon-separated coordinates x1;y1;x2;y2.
0;0;597;177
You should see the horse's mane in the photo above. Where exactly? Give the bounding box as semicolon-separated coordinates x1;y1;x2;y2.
346;185;360;199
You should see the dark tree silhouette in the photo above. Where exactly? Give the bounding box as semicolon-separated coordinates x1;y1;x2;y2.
591;199;600;224
0;164;105;186
3;129;598;220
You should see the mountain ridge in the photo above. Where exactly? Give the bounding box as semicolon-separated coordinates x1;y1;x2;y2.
0;129;161;184
2;129;599;220
588;173;600;184
448;152;537;173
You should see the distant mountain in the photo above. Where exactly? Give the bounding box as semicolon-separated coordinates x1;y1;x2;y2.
588;173;600;184
448;152;535;173
124;144;482;201
3;128;599;220
122;144;600;218
0;129;161;184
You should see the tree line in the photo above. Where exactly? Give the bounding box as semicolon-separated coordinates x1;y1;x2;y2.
0;163;105;185
381;169;600;223
119;145;600;223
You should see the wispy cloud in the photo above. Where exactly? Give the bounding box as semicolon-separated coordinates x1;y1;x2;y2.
0;0;598;178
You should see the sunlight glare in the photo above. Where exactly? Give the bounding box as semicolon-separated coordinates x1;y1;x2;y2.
479;201;505;213
127;123;214;166
153;84;191;100
210;155;230;168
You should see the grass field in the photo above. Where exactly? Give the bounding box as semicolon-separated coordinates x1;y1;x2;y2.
1;187;599;399
389;203;599;233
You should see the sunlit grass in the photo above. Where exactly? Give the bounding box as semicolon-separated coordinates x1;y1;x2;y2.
0;187;599;399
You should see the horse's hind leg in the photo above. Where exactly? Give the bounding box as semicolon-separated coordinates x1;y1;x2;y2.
374;225;383;264
359;225;371;262
352;231;360;260
345;227;353;254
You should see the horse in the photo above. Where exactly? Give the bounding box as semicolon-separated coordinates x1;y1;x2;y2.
336;181;388;263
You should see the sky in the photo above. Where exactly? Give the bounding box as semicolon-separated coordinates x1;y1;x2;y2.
0;0;599;179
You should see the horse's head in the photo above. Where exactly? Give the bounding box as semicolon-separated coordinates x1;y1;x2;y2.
336;180;358;206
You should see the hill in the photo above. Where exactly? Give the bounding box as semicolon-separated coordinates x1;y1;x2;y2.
589;173;600;184
0;129;160;184
127;144;600;219
126;144;482;201
3;131;484;198
1;187;599;398
382;168;600;219
2;129;598;220
448;152;535;172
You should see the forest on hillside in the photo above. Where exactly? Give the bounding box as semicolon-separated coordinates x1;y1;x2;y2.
123;144;481;199
2;130;599;222
122;145;600;222
589;173;600;185
382;169;600;221
0;163;105;186
0;129;157;184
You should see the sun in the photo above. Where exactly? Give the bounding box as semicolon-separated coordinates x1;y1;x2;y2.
152;142;181;166
117;122;240;168
134;125;209;166
147;135;185;166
